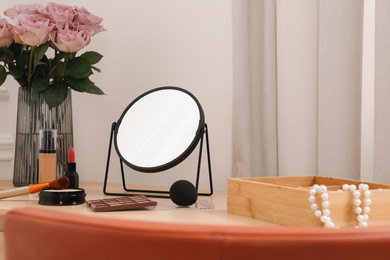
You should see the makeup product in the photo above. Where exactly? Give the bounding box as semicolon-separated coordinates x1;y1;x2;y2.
169;180;198;206
86;196;157;212
39;188;86;206
65;147;79;189
0;176;69;199
39;129;57;183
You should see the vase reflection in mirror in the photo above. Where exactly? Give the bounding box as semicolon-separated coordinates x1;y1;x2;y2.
13;87;73;186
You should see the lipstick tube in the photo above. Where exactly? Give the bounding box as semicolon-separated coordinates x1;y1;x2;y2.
38;129;57;183
65;147;79;189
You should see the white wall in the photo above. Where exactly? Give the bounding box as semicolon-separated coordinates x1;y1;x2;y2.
0;0;233;190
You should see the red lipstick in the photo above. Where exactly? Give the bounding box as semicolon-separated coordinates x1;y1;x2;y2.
65;147;79;188
68;147;76;164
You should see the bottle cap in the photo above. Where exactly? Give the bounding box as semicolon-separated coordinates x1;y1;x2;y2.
39;129;57;151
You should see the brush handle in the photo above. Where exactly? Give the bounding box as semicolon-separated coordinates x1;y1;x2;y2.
0;186;29;199
0;183;49;199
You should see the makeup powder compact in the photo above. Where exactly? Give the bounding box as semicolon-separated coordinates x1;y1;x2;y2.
39;188;86;206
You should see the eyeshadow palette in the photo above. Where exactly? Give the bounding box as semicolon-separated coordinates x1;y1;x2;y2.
86;196;157;212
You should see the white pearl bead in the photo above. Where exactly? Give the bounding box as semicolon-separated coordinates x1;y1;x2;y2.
325;221;336;228
363;206;371;214
319;185;327;192
321;193;329;200
364;191;371;198
355;207;363;214
313;184;319;190
323;209;330;216
349;184;357;191
364;198;372;206
311;203;318;210
322;200;330;208
308;196;316;203
354;199;361;206
309;189;316;196
342;184;350;191
359;184;369;191
353;191;360;198
358;221;368;228
357;214;365;222
320;215;329;223
314;210;322;217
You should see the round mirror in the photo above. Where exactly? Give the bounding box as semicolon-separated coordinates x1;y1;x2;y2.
114;86;205;173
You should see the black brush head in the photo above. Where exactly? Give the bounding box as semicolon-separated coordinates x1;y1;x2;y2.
169;180;197;207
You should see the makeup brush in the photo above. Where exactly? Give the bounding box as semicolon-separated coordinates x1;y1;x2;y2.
0;176;70;199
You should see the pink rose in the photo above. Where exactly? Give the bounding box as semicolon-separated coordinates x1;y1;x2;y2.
4;4;42;19
12;32;23;45
11;14;54;46
74;7;105;35
50;23;91;53
0;18;14;47
38;2;76;26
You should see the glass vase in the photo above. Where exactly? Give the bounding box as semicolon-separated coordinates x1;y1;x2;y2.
13;87;74;186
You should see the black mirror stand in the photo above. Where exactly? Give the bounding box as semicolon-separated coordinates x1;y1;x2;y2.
103;122;213;199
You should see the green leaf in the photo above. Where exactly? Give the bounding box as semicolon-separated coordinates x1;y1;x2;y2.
50;52;66;69
69;78;105;95
0;47;15;63
67;57;91;79
91;65;101;73
31;75;50;92
15;78;28;87
9;43;23;57
8;64;24;79
80;51;103;65
35;62;49;76
0;66;6;86
34;43;49;67
51;61;65;79
42;83;69;109
15;52;29;69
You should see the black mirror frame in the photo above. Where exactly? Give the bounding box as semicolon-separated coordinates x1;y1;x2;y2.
113;86;205;173
103;86;213;199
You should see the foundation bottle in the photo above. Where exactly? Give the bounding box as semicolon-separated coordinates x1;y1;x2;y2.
38;129;57;183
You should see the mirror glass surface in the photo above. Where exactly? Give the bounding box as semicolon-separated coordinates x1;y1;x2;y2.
114;87;204;172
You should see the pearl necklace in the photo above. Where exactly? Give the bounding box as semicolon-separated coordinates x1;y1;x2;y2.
308;183;371;228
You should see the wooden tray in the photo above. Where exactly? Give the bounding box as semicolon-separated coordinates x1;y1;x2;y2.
227;176;390;227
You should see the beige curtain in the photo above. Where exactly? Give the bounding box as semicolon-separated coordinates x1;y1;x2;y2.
232;0;278;178
233;0;390;183
375;0;390;183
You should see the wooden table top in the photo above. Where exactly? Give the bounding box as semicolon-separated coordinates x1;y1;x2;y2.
0;180;277;231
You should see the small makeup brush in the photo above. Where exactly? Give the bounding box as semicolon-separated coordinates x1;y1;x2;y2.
0;176;70;199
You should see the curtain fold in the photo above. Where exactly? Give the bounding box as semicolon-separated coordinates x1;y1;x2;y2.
232;0;278;177
317;0;364;179
276;0;319;176
232;0;381;181
374;0;390;183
